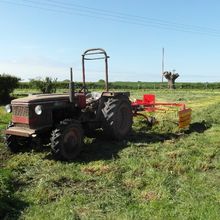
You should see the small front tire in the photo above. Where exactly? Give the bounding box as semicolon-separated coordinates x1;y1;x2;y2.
4;122;27;152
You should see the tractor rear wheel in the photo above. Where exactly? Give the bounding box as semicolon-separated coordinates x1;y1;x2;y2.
51;119;83;160
101;96;133;140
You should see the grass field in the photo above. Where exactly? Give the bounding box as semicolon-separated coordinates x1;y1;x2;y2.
1;89;220;219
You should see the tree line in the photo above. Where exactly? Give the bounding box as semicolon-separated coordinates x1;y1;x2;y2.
1;74;220;103
19;80;220;90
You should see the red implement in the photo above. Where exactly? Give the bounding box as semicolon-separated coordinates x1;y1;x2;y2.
131;94;191;129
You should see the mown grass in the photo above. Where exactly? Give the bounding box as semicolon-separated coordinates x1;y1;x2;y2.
0;89;220;219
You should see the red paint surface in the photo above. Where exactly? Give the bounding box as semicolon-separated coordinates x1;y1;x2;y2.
12;116;36;124
12;116;29;124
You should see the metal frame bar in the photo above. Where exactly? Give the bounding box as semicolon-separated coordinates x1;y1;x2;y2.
82;48;110;92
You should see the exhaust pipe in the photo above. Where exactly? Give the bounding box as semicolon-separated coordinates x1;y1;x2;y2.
69;67;75;103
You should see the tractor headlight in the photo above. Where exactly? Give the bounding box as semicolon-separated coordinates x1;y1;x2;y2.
35;105;43;115
5;104;12;113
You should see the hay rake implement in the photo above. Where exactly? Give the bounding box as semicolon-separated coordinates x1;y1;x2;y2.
131;94;192;129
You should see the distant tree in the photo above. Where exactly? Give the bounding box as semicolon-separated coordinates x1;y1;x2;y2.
163;71;179;89
98;79;105;83
0;74;20;102
30;77;57;93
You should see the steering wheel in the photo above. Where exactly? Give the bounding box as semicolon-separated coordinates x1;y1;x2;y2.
79;86;89;93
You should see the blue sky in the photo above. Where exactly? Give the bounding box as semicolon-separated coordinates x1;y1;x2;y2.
0;0;220;82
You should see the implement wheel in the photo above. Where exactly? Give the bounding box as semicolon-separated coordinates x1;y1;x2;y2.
101;96;133;140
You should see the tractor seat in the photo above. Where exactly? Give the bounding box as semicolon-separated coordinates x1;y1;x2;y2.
86;92;102;104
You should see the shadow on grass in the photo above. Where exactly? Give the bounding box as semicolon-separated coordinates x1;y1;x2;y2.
74;131;181;163
0;196;28;220
186;120;211;134
75;121;211;163
78;138;128;163
0;170;29;220
128;130;181;144
4;121;211;163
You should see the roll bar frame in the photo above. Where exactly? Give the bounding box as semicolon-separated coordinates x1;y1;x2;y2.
82;48;110;92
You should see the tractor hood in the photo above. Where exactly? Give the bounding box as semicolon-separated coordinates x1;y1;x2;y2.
9;94;71;131
11;94;70;105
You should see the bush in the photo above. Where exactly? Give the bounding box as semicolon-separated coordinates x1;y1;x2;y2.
29;77;57;93
0;74;20;103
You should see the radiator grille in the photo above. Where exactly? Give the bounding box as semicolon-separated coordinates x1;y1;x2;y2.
12;105;29;117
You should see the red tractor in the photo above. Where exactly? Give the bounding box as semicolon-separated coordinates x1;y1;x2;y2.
4;48;133;160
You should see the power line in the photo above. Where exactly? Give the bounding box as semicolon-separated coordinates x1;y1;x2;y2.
23;0;220;35
1;0;220;37
43;0;220;34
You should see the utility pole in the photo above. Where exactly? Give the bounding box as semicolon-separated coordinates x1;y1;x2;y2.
162;47;164;83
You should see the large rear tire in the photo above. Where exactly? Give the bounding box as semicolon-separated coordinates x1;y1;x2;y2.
101;96;133;140
51;119;83;160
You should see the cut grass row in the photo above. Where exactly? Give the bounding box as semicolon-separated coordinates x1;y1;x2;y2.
0;89;220;219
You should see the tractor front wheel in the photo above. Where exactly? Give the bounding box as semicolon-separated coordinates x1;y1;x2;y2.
51;120;83;160
5;135;26;153
4;122;27;152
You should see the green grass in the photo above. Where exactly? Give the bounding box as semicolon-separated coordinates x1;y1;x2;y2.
1;89;220;219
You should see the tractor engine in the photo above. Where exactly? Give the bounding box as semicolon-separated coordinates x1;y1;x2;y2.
11;101;52;129
5;94;77;137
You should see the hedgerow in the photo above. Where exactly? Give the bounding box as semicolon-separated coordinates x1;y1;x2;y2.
0;74;20;103
18;81;220;90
